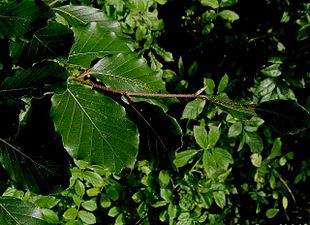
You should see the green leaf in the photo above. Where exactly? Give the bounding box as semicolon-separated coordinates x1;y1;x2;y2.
220;0;238;7
0;62;68;98
34;196;60;209
160;188;172;202
90;53;172;110
245;132;264;153
19;21;73;65
63;207;78;221
0;0;53;40
203;150;217;178
218;10;239;22
0;138;63;193
228;122;243;138
54;5;123;31
194;125;209;149
69;23;131;68
54;6;131;68
168;203;177;219
217;74;229;93
173;150;198;168
78;210;96;225
0;197;47;225
188;61;198;77
203;78;215;95
213;94;257;119
159;171;171;188
81;199;97;211
250;153;262;167
208;126;220;147
108;206;120;217
201;0;219;9
265;208;279;219
75;180;85;196
182;99;206;119
50;83;139;172
213;191;226;209
106;186;120;201
83;171;104;187
268;138;282;159
255;100;310;134
212;147;233;170
41;208;59;224
282;196;288;210
256;78;276;97
261;64;282;77
297;24;310;41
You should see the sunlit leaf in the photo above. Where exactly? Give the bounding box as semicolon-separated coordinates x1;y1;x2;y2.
213;191;226;209
228;122;243;138
212;147;233;170
182;99;206;119
173;150;198;168
194;125;209;149
201;0;219;9
266;208;279;218
208;126;220;147
50;83;139;172
245;132;264;153
203;150;217;178
218;10;239;22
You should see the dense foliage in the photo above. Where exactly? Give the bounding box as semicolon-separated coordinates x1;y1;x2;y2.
0;0;309;224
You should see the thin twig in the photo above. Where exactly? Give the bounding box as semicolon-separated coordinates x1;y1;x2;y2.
73;77;258;108
48;0;62;7
278;175;297;206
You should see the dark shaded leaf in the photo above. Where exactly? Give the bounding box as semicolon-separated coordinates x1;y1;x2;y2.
128;102;182;169
0;197;47;225
255;100;310;134
0;98;70;193
0;138;61;193
19;21;74;65
50;83;139;172
0;0;53;40
0;62;68;98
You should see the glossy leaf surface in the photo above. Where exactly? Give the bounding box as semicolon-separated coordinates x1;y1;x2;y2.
54;5;131;68
0;197;47;225
50;83;139;172
90;53;172;110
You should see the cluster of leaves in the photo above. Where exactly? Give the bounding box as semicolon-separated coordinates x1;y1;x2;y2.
0;0;309;225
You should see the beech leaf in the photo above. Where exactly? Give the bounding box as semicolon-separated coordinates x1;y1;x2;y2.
0;197;47;225
0;0;53;40
255;100;310;134
50;83;139;172
90;53;173;110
